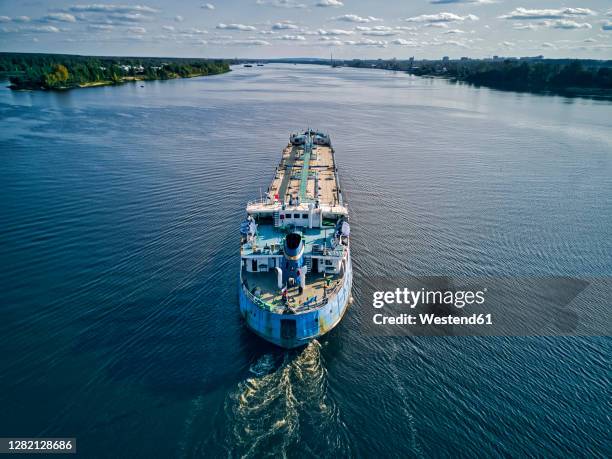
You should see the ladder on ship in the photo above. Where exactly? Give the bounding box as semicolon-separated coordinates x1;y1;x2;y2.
273;211;280;227
304;256;312;273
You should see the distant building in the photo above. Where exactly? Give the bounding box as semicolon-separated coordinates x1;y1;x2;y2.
442;56;449;62
460;57;470;61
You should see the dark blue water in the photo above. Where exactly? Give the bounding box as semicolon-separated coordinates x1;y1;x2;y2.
1;65;610;458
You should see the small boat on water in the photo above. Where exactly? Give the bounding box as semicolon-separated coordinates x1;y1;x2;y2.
244;64;253;68
239;130;352;348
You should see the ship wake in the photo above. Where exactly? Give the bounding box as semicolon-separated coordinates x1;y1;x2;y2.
222;340;353;458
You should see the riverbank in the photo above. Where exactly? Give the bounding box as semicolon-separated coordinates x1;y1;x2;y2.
1;52;230;91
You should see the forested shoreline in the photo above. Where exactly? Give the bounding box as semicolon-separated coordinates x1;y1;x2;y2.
0;53;230;90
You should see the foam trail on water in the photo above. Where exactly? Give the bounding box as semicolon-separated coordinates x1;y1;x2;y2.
221;341;353;458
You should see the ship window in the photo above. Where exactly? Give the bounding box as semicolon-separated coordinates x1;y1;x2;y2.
325;259;332;265
293;213;300;219
280;214;285;219
302;214;308;218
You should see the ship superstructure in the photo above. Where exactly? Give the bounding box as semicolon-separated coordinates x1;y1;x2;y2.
239;130;352;348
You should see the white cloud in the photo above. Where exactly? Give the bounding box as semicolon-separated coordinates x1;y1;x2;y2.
362;28;398;36
443;29;466;34
272;21;298;30
345;38;387;46
499;7;596;20
541;42;556;48
316;0;343;7
202;3;215;10
277;34;305;40
430;0;493;3
319;38;344;45
43;13;77;23
175;15;184;22
68;4;158;14
332;14;382;23
230;39;270;45
405;12;478;23
127;26;146;34
0;16;11;23
217;23;257;31
318;28;353;35
22;25;61;33
87;24;113;30
549;20;592;29
513;23;537;30
162;25;175;31
256;0;306;8
500;41;515;47
391;38;417;46
13;16;31;23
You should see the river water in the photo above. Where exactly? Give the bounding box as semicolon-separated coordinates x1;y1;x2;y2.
1;64;610;457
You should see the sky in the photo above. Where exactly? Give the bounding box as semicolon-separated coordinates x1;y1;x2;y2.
1;0;611;59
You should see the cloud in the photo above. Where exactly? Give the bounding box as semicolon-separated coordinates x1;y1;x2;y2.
0;16;10;23
316;0;343;7
202;3;215;9
541;42;556;48
127;26;146;34
499;8;596;20
256;0;306;8
277;34;305;40
271;21;298;30
42;13;77;23
549;20;591;29
430;0;493;3
391;38;417;46
361;26;398;37
68;4;158;14
602;21;612;31
404;13;478;23
332;14;382;23
344;38;387;46
162;25;175;31
443;29;466;34
318;28;353;35
22;25;61;33
13;16;31;23
319;38;344;45
175;15;184;22
512;23;537;30
217;23;257;31
88;24;113;30
500;41;515;47
230;39;270;45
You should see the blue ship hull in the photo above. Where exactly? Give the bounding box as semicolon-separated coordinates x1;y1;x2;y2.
240;256;352;348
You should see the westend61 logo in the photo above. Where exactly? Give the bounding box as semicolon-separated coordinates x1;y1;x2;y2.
362;277;609;336
371;287;492;327
373;288;486;309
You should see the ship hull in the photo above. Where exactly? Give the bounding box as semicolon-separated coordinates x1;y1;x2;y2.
239;255;352;349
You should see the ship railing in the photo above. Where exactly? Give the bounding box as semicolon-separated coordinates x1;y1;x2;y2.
242;283;279;313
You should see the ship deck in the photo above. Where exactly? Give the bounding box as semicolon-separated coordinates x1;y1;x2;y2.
242;269;342;312
268;143;340;206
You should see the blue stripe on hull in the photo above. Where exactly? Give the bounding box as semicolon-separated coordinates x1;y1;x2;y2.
240;257;352;349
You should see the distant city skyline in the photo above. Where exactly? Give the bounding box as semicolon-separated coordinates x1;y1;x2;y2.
1;1;611;59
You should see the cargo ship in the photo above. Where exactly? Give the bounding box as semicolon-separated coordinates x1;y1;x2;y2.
239;130;352;348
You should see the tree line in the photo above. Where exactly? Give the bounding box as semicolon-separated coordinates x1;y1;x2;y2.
0;53;230;90
330;57;612;96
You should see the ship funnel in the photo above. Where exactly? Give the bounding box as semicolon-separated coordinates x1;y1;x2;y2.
283;232;304;284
